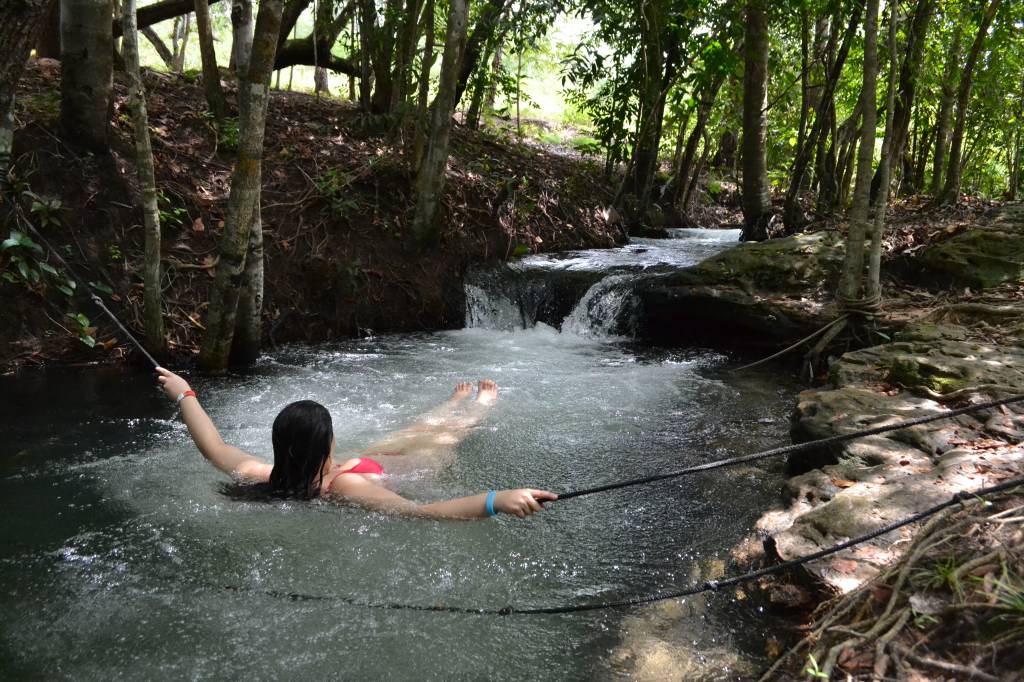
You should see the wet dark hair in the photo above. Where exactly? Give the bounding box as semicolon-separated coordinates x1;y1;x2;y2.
267;400;334;499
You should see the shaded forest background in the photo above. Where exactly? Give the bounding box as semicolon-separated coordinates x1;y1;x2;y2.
1;0;1022;371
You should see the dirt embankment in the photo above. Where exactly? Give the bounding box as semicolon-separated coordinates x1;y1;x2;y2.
1;60;622;372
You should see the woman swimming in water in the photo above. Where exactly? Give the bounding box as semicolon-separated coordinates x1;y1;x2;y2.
156;367;556;519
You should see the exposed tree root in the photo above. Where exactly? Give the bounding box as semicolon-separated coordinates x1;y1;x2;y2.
760;489;1024;680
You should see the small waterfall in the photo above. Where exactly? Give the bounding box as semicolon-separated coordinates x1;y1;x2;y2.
464;229;741;339
464;283;529;331
560;275;637;339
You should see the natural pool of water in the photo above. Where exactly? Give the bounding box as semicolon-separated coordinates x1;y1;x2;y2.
1;324;796;680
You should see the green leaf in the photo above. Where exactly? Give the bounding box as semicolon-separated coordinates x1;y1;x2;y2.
89;281;113;295
56;284;74;297
78;333;97;348
511;244;531;257
16;259;30;281
1;232;23;250
38;262;59;276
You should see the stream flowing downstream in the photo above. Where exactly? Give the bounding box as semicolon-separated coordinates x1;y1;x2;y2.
1;229;798;680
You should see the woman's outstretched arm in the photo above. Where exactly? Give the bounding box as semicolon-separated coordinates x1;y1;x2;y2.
328;474;557;520
156;367;272;481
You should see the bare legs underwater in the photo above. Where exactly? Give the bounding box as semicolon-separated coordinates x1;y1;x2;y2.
360;380;500;463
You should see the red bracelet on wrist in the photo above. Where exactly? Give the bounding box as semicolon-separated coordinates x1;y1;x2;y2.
176;389;197;403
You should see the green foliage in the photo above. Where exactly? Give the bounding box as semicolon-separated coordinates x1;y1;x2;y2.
570;135;602;155
218;118;241;152
66;312;97;348
804;653;829;679
314;168;360;218
156;190;188;230
1;231;77;296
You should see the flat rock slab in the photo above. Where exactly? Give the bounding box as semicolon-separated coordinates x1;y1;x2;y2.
758;330;1024;593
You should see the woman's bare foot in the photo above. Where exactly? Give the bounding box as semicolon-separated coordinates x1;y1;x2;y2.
453;381;474;400
475;380;498;406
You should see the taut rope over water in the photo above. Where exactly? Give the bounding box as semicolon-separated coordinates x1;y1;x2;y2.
9;202;160;369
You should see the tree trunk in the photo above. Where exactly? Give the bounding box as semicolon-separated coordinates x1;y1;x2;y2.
464;39;496;130
930;23;961;194
627;0;669;223
937;0;1000;205
60;0;114;153
231;199;263;364
782;0;863;232
357;0;373;109
411;0;435;167
36;1;62;58
740;0;771;241
670;73;725;214
193;0;226;119
199;0;283;373
389;0;423;113
869;0;934;201
141;26;175;69
1;0;56;185
368;0;400;112
171;13;190;72
482;42;503;116
121;0;167;356
838;0;878;305
410;0;468;245
452;0;508;106
865;3;898;301
230;0;254;81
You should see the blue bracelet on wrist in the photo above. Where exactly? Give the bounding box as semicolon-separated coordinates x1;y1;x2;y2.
485;489;498;517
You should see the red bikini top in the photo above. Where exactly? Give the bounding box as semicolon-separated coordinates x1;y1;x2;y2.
339;457;384;476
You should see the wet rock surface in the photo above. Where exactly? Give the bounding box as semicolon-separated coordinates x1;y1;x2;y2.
635;231;844;348
758;328;1024;592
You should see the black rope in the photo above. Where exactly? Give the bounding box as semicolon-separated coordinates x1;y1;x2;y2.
554;393;1024;501
223;477;1024;615
9;203;160;368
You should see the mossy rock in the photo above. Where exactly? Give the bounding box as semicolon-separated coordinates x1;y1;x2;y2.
915;229;1024;289
670;230;845;293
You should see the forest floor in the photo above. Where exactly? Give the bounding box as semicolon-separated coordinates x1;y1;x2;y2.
1;59;622;372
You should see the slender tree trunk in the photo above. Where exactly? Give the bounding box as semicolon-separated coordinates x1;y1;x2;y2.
938;0;1000;205
740;0;771;241
869;0;934;201
1;0;55;185
682;131;712;214
171;13;190;72
411;0;435;167
410;0;468;245
930;26;961;194
783;0;863;232
60;0;114;152
357;0;374;109
865;3;899;301
230;0;254;83
838;0;878;305
452;0;508;106
193;0;226;119
369;0;399;112
670;71;725;213
482;42;503;116
121;0;167;356
141;26;175;69
627;0;670;223
464;39;496;130
199;0;283;372
389;0;423;112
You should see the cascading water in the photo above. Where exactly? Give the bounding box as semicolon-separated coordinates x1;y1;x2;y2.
467;228;740;339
